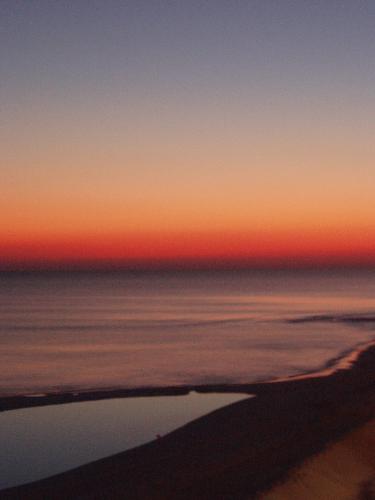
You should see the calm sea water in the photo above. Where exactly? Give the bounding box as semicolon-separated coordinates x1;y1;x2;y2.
1;270;375;396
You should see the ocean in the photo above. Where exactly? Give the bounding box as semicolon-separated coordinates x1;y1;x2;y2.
1;269;375;397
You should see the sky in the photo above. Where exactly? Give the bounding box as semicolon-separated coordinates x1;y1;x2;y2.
1;0;375;269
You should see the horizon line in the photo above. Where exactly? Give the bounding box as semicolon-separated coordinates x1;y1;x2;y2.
1;258;375;274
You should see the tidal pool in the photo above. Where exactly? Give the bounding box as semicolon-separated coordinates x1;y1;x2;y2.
0;391;248;490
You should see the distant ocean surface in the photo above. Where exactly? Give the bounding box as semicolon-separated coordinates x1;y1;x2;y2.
1;270;375;397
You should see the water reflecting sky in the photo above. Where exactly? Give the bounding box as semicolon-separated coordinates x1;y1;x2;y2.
1;271;375;395
0;391;247;490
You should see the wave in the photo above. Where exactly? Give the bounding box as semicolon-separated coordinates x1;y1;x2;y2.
4;312;375;332
0;317;256;332
286;313;375;324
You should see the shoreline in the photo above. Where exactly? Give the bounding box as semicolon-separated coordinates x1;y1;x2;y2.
1;338;374;413
1;340;375;498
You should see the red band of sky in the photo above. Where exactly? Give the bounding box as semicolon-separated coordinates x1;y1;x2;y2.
1;230;375;270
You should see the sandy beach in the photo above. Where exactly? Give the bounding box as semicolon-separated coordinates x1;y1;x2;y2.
261;419;375;500
1;341;374;499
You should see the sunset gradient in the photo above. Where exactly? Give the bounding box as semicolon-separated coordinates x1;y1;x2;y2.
1;1;375;270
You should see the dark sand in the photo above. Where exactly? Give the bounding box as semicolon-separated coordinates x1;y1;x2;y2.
1;344;375;499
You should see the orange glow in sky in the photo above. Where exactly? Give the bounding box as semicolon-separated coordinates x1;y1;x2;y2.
2;2;375;270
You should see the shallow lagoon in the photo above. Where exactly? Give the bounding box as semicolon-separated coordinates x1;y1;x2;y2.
0;391;247;490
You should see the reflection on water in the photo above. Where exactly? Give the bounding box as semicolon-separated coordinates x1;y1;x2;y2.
2;270;375;395
0;392;247;490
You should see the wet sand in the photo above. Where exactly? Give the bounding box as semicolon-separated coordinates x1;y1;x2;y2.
1;343;375;499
